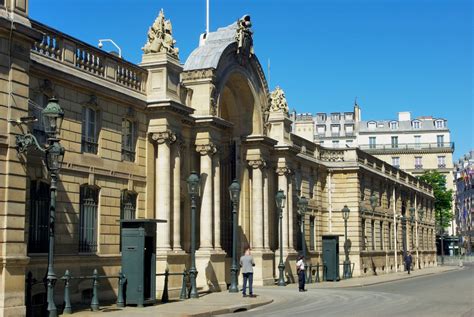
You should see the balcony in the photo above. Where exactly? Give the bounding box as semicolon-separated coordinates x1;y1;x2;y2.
359;142;455;153
415;164;423;169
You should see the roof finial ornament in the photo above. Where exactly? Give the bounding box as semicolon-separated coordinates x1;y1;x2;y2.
269;86;289;115
142;9;179;58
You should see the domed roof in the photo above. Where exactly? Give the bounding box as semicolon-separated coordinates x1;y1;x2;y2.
183;21;238;71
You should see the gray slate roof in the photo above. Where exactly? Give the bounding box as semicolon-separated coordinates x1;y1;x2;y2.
359;118;448;132
183;22;238;71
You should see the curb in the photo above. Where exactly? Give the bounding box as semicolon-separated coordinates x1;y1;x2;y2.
181;299;274;317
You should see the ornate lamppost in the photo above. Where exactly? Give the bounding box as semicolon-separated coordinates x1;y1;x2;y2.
297;196;308;260
418;208;424;269
228;179;241;293
15;97;65;317
276;189;287;286
359;203;368;250
187;172;200;298
341;205;351;279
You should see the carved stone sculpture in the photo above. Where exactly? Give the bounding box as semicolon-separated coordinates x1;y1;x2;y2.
269;86;289;114
142;9;179;57
235;14;254;65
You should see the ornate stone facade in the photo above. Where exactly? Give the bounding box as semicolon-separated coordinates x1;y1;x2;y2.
0;4;437;316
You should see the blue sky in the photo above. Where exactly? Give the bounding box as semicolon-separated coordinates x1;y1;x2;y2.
30;0;473;159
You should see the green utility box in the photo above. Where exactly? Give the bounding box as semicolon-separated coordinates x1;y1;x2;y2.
121;219;163;306
322;235;340;281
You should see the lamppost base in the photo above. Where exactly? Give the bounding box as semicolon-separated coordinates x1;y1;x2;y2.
229;267;239;293
277;263;286;286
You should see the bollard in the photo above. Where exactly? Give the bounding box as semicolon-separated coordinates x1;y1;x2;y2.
25;272;33;317
161;268;169;303
315;263;320;283
90;269;100;311
179;269;188;300
63;270;72;314
116;271;125;308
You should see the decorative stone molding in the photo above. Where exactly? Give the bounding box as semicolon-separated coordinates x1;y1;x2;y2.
248;159;266;169
180;68;215;82
275;166;291;176
142;9;179;57
319;149;345;162
209;83;218;116
196;143;217;156
269;86;289;114
151;130;177;145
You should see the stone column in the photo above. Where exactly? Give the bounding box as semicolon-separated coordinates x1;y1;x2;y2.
276;166;290;249
172;141;182;250
263;167;270;250
288;175;294;250
249;159;265;250
196;143;216;250
152;130;176;251
213;153;221;250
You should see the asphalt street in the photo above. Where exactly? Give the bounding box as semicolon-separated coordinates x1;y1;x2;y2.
226;266;474;317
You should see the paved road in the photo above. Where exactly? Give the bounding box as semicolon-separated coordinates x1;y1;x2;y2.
226;267;474;317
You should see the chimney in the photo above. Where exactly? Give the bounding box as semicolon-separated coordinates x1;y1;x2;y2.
398;111;411;121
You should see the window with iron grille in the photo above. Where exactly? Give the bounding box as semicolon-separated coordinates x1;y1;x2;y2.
122;119;137;162
310;216;315;251
82;107;98;154
120;190;137;251
79;186;99;253
28;180;50;253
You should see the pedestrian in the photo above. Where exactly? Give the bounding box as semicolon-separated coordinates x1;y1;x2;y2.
296;254;306;292
404;251;413;274
240;247;256;297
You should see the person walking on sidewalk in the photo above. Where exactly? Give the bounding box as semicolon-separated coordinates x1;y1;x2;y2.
296;254;306;292
404;251;413;274
240;247;256;297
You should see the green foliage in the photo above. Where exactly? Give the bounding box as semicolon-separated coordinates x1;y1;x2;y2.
418;170;453;230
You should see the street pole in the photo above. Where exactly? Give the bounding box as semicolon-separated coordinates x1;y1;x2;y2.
402;215;407;268
278;206;285;286
189;192;198;298
229;199;238;292
46;152;58;317
344;217;350;278
440;210;444;265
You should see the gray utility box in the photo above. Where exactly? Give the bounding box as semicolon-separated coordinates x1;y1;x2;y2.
322;235;340;281
121;219;164;306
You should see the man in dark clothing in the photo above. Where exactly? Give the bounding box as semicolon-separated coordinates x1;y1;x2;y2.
404;251;413;274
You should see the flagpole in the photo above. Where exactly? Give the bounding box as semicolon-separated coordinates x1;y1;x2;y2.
206;0;209;34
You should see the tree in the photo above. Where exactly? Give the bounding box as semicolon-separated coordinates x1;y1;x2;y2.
418;170;453;230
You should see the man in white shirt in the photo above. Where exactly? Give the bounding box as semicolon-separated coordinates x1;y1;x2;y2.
296;255;306;292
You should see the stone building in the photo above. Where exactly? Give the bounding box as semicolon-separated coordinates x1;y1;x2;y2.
0;3;436;316
454;151;473;254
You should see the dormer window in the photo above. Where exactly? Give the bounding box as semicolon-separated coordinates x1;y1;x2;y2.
435;120;445;128
412;120;421;129
389;121;398;130
368;121;376;130
331;113;340;121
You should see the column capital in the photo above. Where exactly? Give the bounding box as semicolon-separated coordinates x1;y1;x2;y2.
276;166;291;176
151;130;177;145
196;142;217;156
248;159;266;169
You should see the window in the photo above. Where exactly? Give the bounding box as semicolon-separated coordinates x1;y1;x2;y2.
414;135;421;148
345;113;354;121
332;140;339;148
391;136;398;148
369;137;376;149
435;120;444;128
415;157;423;169
371;220;375;250
368;121;376;130
122;119;137;162
28;181;50;253
82;107;98;153
79;185;99;253
30;94;49;146
437;156;446;168
310;216;315;251
388;222;392;250
412;120;421;129
345;124;354;136
317;113;326;121
331;125;340;136
390;121;398;130
331;113;340;121
316;125;325;135
380;221;384;250
436;135;444;147
120;190;137;251
392;157;400;168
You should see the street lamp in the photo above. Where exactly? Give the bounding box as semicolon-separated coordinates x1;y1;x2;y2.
359;203;368;250
297;196;308;260
97;39;122;58
187;171;200;298
276;189;287;286
401;212;407;263
341;205;351;279
228;179;241;293
369;194;377;215
15;97;65;317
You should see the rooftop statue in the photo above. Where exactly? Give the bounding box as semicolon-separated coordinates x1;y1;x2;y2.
142;9;179;58
270;86;289;114
235;15;254;64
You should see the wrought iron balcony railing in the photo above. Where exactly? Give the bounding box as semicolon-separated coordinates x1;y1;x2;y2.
359;142;454;151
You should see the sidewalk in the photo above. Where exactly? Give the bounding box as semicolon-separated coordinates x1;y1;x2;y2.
72;265;460;316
